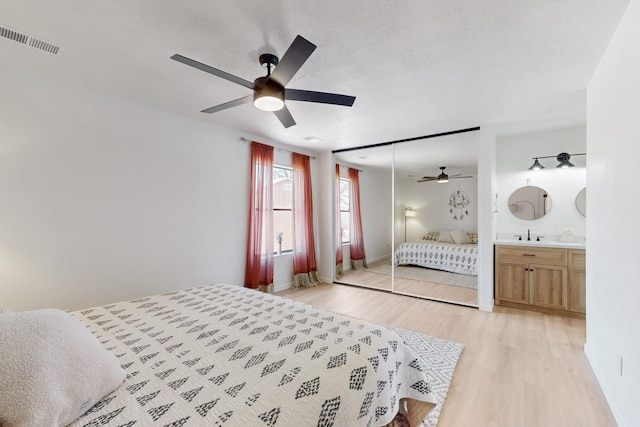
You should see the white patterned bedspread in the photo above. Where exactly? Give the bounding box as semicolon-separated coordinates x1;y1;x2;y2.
69;284;436;427
394;242;478;276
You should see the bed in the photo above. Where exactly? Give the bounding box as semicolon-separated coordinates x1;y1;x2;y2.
1;284;442;427
394;231;478;276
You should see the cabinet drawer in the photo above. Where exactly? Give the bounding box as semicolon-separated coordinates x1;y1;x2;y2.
568;249;585;268
495;245;567;266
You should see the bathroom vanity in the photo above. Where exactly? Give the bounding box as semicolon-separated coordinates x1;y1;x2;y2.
494;241;585;318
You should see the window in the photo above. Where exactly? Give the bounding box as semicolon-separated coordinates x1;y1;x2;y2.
339;178;350;243
273;165;293;254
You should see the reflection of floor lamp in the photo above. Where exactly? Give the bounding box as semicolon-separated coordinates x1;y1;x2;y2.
404;207;416;242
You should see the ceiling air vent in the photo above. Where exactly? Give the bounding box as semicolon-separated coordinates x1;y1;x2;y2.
0;24;65;56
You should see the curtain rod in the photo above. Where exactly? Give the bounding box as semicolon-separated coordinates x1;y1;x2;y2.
332;126;481;153
240;137;316;159
337;163;364;173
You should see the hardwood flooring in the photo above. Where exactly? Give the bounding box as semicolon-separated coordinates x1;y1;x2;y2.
279;283;616;427
338;267;478;307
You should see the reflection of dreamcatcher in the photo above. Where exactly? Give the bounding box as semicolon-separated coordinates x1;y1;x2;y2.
449;190;470;220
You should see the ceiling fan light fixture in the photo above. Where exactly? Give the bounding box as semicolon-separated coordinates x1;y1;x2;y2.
529;158;545;171
254;94;284;111
436;166;449;183
253;76;284;111
253;81;285;111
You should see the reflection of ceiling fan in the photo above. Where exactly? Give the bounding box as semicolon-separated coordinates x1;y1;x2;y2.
171;35;356;128
418;167;473;183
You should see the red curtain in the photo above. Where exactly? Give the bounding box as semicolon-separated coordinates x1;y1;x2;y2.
244;142;274;291
335;164;344;278
348;167;367;269
291;153;319;287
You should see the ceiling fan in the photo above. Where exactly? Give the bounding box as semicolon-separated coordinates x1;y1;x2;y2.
171;35;356;128
418;167;473;183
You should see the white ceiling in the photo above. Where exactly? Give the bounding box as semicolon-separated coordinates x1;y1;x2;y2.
0;0;629;154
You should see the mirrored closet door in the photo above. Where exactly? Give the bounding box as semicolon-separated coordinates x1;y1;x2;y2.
333;144;393;293
392;133;478;306
333;129;480;308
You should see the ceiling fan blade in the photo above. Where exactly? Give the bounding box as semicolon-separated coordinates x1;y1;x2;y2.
171;54;255;90
273;105;296;128
201;95;253;114
450;175;474;179
417;177;437;182
286;89;356;106
269;35;316;87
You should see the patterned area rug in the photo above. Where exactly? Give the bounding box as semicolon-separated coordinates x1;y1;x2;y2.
367;263;478;289
393;327;463;427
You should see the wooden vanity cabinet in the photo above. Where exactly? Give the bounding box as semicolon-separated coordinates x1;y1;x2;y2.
567;249;586;314
495;245;585;318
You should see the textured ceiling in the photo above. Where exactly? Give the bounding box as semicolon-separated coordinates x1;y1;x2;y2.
0;0;630;154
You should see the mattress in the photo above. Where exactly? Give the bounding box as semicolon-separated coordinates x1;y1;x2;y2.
394;241;478;276
68;283;437;426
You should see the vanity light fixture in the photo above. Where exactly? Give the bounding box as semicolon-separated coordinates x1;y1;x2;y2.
528;152;585;170
556;152;574;168
528;158;545;171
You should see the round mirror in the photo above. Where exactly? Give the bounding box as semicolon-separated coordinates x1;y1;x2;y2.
508;186;552;220
575;187;586;217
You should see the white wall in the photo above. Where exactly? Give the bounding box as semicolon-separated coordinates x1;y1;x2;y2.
476;126;497;312
586;1;639;426
359;167;393;263
315;151;334;282
395;177;479;244
496;126;587;241
0;67;312;310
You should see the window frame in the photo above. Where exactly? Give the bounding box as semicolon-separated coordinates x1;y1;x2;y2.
273;165;293;255
339;177;351;244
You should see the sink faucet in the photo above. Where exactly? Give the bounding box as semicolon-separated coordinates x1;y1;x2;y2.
527;229;531;241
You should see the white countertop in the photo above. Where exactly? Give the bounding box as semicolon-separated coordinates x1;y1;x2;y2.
493;239;586;249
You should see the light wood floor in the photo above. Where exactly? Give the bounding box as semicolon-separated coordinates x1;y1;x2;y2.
338;267;478;307
279;283;616;427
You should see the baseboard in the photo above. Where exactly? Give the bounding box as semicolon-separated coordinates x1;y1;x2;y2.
367;254;392;264
274;282;293;293
584;343;626;427
274;277;334;292
478;303;494;312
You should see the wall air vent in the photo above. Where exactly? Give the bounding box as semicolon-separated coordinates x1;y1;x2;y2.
0;24;65;56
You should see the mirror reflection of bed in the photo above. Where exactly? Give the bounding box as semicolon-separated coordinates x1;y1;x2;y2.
391;230;478;306
333;130;479;308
